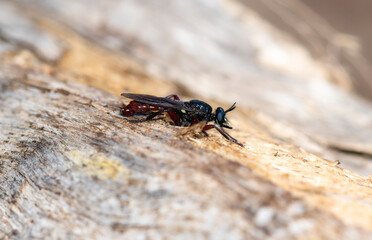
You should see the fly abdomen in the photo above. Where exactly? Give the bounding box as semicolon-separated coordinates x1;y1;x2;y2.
121;101;165;116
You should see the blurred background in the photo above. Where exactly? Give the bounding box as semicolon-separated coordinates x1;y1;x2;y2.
246;0;372;100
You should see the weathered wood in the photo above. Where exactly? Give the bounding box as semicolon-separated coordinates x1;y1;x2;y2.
0;62;370;239
2;0;372;239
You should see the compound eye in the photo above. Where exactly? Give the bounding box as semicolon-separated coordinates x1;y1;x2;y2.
216;107;225;124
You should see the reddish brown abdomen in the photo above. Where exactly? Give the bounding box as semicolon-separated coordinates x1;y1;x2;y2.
121;101;164;116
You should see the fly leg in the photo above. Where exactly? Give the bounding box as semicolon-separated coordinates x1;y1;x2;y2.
166;110;181;126
202;124;212;137
166;95;180;100
202;125;243;147
127;110;165;123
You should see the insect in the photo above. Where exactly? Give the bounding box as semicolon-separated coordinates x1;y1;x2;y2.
121;93;243;146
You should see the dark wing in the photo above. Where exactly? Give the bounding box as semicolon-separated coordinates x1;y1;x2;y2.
121;93;191;111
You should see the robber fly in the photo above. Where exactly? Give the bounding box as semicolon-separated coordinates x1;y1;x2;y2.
121;93;243;146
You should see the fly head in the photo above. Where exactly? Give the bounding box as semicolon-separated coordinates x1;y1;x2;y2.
214;102;236;129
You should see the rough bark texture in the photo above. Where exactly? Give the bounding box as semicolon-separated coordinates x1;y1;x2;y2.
1;0;372;239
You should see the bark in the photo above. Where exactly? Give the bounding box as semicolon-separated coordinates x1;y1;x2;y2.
1;0;372;239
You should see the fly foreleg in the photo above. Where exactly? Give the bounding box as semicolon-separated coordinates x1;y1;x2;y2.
202;125;243;147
